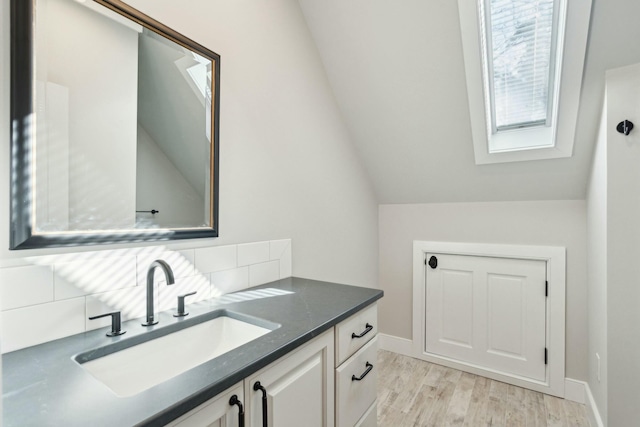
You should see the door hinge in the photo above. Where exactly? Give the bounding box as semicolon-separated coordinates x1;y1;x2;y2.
545;281;548;297
425;258;427;265
545;347;548;365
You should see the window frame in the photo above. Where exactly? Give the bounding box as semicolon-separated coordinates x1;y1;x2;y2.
458;0;592;164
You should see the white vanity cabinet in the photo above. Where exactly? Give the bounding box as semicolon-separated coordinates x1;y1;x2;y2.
244;329;335;427
163;330;335;427
163;303;378;427
334;303;378;427
165;382;244;427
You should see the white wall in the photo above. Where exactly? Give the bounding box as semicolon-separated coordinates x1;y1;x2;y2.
604;64;640;426
102;0;379;287
586;98;608;422
0;0;378;284
0;0;378;363
379;201;588;380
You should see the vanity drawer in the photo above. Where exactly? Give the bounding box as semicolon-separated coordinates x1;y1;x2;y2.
335;303;377;366
355;402;377;427
336;336;378;427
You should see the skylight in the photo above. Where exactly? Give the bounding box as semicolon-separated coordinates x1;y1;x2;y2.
483;0;558;133
458;0;591;164
480;0;562;153
186;52;213;103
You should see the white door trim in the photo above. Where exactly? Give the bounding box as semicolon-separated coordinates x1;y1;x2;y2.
412;241;566;397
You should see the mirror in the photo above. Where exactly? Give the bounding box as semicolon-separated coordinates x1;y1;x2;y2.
10;0;220;249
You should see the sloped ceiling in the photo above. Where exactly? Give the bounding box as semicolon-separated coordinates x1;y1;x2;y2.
298;0;640;203
137;31;209;198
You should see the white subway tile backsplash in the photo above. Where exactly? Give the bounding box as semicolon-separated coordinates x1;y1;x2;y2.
194;245;237;273
249;261;280;287
0;238;293;350
269;239;292;279
211;267;249;296
278;243;292;278
238;242;270;267
1;298;85;353
54;256;137;300
0;265;54;310
269;239;290;261
156;275;212;313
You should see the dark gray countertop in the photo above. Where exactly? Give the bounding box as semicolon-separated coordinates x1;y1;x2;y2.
2;277;382;427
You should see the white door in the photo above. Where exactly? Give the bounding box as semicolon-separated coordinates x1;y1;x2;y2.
425;254;547;381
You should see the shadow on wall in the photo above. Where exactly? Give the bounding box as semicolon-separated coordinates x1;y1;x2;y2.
22;247;290;329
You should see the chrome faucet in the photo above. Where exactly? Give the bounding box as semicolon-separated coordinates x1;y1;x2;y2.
142;260;175;326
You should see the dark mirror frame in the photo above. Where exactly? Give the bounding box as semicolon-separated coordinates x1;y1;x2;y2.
10;0;220;250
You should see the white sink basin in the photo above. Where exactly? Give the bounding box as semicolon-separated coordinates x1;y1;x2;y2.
77;313;274;397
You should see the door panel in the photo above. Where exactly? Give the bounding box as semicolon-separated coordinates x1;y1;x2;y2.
441;270;474;347
425;253;546;381
487;274;526;358
268;354;324;427
425;267;475;363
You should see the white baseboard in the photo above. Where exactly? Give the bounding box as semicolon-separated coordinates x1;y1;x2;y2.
564;378;586;404
378;333;413;356
562;379;606;427
585;382;605;427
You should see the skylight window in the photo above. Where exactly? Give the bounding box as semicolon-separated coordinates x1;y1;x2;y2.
186;52;213;103
458;0;591;164
483;0;557;132
481;0;562;152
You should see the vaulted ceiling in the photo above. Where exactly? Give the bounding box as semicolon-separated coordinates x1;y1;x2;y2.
298;0;640;203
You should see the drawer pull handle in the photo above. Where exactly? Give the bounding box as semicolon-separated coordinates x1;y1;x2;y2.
352;362;373;381
229;395;245;427
351;323;373;339
253;381;268;427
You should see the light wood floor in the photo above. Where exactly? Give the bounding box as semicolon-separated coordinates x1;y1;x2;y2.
376;350;590;426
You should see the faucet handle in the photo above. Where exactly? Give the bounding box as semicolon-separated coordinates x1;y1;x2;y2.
89;311;126;337
174;291;197;318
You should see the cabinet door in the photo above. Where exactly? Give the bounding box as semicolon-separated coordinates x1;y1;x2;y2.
165;383;243;427
245;329;335;427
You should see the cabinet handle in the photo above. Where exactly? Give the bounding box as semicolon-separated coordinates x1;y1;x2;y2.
351;323;373;339
351;362;373;381
253;381;268;427
229;395;245;427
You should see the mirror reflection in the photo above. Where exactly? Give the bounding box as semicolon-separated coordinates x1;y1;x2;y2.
33;0;214;232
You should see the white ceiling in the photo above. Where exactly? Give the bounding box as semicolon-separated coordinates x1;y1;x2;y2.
298;0;640;203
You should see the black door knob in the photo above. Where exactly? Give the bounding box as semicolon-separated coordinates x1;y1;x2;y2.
428;256;438;269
